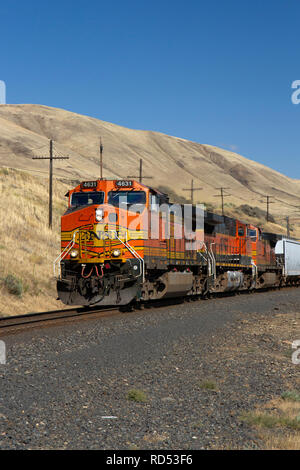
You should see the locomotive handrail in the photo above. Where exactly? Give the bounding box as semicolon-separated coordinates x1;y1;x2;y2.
205;243;216;284
209;243;216;277
53;229;79;278
251;260;258;288
123;240;145;283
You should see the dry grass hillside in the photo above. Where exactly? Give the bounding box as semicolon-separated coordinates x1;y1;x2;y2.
0;104;300;227
1;104;300;315
0;166;296;317
0;168;69;316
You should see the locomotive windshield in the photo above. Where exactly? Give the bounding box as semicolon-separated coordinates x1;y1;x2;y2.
247;229;257;240
108;190;146;208
71;191;104;207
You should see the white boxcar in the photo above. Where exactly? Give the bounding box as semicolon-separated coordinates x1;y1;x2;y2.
275;238;300;276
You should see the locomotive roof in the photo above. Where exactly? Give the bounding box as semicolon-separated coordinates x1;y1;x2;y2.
69;179;286;240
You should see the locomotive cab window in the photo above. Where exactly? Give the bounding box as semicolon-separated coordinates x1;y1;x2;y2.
108;191;146;211
247;229;257;241
204;222;215;235
71;191;104;207
238;227;245;237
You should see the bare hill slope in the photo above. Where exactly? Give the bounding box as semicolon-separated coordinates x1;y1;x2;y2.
0;103;299;221
1;105;300;315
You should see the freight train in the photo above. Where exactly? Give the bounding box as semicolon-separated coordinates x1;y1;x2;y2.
55;179;300;307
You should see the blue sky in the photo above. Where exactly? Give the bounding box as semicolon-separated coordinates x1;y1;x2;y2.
1;0;300;177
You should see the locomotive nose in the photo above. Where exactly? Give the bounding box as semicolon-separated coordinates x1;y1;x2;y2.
92;205;124;261
93;205;119;224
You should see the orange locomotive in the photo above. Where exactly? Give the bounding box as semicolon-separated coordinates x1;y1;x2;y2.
55;179;281;307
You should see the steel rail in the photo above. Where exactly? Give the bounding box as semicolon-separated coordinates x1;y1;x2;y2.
0;284;298;336
0;306;120;334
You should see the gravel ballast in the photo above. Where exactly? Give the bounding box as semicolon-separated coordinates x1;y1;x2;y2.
0;288;299;449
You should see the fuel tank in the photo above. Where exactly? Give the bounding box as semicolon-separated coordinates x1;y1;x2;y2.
222;271;244;292
156;271;194;298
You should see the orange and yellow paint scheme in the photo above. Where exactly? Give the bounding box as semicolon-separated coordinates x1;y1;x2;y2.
56;179;280;307
61;179;147;264
60;179;204;271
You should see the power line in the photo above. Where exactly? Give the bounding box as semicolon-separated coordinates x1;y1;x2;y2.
214;187;231;216
182;179;203;204
273;196;300;209
31;142;53;153
261;195;275;222
276;213;300;237
32;139;69;229
100;137;104;180
52;145;71;160
286;216;290;238
127;158;153;184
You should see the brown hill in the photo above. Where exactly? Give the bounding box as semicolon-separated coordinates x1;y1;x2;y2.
0;104;300;315
0;103;299;231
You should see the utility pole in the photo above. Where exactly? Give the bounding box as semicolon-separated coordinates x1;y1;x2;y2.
139;159;143;183
127;158;153;184
32;140;69;229
182;179;203;204
214;187;230;216
100;137;104;180
263;195;274;222
286;216;290;238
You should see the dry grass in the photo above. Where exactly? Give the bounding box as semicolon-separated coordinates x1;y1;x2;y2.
236;312;300;449
199;380;218;391
0;167;69;316
204;310;300;449
0;165;300;318
242;396;300;449
1;104;300;238
143;432;169;444
264;433;300;450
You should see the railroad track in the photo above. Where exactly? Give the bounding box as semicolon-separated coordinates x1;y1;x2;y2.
0;285;296;336
0;305;120;335
0;297;189;335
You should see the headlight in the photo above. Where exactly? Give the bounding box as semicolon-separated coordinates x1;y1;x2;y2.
95;208;103;221
112;249;121;257
70;249;78;258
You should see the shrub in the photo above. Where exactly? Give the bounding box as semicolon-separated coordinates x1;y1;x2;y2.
281;390;300;402
126;389;148;403
242;412;279;429
241;411;300;430
199;380;217;391
4;274;23;297
239;204;275;224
